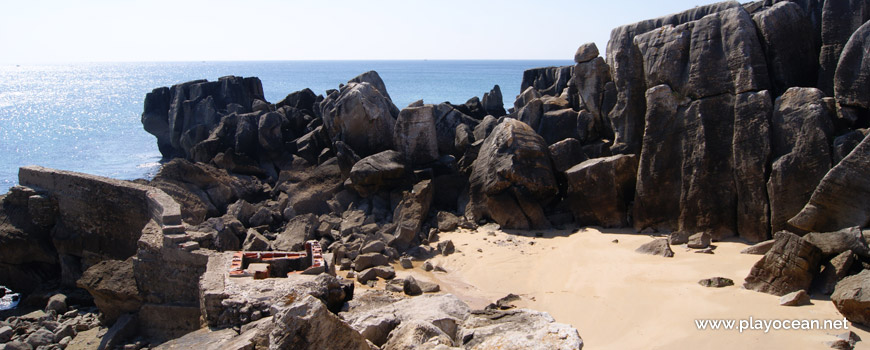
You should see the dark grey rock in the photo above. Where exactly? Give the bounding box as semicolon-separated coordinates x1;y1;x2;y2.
768;87;833;233
635;239;674;257
564;154;637;228
466;119;556;230
743;231;823;296
789;133;870;233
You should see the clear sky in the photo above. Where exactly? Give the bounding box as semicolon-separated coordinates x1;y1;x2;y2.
1;0;724;63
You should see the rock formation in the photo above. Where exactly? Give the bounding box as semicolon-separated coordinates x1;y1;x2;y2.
8;0;870;346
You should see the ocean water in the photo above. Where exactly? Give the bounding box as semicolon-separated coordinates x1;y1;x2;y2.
0;60;571;193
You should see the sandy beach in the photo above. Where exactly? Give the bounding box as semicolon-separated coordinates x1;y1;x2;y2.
386;225;870;349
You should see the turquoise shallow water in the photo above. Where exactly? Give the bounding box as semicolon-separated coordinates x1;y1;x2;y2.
0;60;571;193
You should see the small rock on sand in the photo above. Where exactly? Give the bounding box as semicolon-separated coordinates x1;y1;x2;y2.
698;277;734;288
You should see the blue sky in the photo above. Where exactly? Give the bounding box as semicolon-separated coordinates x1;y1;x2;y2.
1;0;723;63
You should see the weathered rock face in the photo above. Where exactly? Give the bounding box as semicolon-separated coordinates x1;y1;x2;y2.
276;159;343;216
151;159;266;225
433;103;479;157
320;78;398;158
752;1;820;96
633;85;772;241
76;258;143;324
460;308;583;350
743;231;823;296
564;155;637;228
767;87;833;233
802;227;870;258
520;66;574;97
831;269;870;326
273;213;318;251
349;150;408;198
392;180;433;250
268;295;372;350
393;105;439;165
142;76;265;160
481;85;507;117
548;138;588;173
605;0;742;154
835;18;870;127
467;119;557;229
572;55;613;138
789;133;870;232
818;0;870;96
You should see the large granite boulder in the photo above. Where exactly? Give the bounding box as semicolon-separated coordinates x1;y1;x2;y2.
831;269;870;326
319;78;398;158
767;87;833;233
467;119;557;229
76;259;143;324
564;155;637;228
789;133;870;232
393;105;439;165
743;231;823;296
349;150;408;198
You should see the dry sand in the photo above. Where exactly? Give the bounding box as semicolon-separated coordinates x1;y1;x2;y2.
393;225;870;349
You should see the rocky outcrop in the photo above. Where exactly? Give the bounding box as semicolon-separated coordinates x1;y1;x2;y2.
76;259;143;324
743;231;823;296
142;76;265;160
349;150;408;198
789;133;870;232
320;76;399;159
818;0;870;96
393;105;439;165
150;159;266;225
392;180;433;250
520;66;573;98
605;0;742;154
835;19;870;127
466;119;557;229
571;42;613;138
767;87;833;233
832;269;870;326
632;84;772;241
752;2;820;96
624;4;774;241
